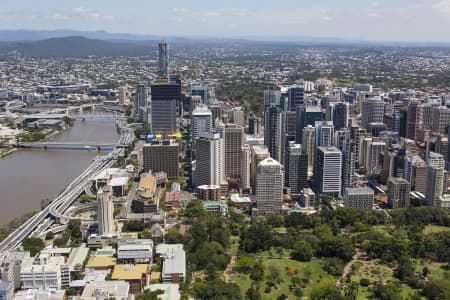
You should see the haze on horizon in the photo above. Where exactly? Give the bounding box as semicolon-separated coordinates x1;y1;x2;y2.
1;0;450;42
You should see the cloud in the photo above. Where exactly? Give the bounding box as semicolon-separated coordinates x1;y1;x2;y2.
433;0;450;15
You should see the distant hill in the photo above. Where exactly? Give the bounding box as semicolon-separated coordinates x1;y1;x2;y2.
0;29;161;42
0;36;158;57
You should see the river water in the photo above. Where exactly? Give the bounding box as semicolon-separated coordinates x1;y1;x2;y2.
0;114;119;225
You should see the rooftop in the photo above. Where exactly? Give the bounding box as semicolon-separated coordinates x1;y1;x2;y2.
345;187;374;195
86;257;116;269
111;264;148;280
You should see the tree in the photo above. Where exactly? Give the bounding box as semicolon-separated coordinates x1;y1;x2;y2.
246;283;261;300
184;200;205;219
374;283;402;300
291;241;314;261
135;289;164;300
323;257;345;277
192;279;242;300
250;260;264;282
239;222;273;253
45;231;55;240
422;279;450;300
165;226;184;244
22;238;45;256
394;256;415;281
310;279;343;300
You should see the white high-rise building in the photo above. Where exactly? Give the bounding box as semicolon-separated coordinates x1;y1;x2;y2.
192;105;212;145
314;147;342;196
302;125;315;172
97;188;114;235
426;154;445;207
314;121;335;148
194;132;225;187
240;145;252;190
256;158;284;214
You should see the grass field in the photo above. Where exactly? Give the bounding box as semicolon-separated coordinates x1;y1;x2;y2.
231;258;333;299
350;260;416;299
423;225;450;235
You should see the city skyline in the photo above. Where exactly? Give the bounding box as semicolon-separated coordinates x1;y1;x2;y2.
1;1;450;42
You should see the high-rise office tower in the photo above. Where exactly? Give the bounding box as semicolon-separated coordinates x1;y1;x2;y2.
143;140;179;178
331;102;349;130
350;125;366;167
264;89;281;107
97;187;114;235
250;145;270;191
150;80;181;135
432;106;450;134
256;158;284;214
209;105;222;128
285;111;297;142
225;124;244;179
414;162;428;193
436;134;448;170
264;104;286;163
426;166;445;206
426;152;446;206
189;83;209;106
387;177;411;208
315;121;335;148
359;136;373;171
406;101;420;140
380;151;397;185
305;106;323;126
344;187;374;212
240;145;252;190
231;108;245;126
134;84;147;123
342;139;356;194
158;40;169;78
285;143;308;194
248;115;259;135
366;141;386;174
403;155;425;185
194;132;225;187
361;98;385;129
314;146;342;196
191;105;212;145
302;125;315;172
288;85;305;111
119;85;127;105
295;104;306;143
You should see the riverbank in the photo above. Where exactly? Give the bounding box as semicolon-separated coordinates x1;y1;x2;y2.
0;211;37;242
0;121;74;159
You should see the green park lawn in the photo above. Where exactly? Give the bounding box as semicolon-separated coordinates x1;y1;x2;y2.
231;258;333;300
350;260;416;299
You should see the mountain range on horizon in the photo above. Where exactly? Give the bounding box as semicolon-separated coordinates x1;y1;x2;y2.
0;29;449;58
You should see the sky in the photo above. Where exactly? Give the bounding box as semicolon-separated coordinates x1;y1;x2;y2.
1;0;450;42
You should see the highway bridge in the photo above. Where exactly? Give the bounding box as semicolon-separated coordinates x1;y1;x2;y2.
0;121;134;254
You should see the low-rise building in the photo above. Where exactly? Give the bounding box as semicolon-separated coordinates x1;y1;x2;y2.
20;255;70;290
111;264;148;294
157;244;186;284
344;188;374;212
80;281;131;300
117;239;153;264
148;284;180;300
14;289;65;300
